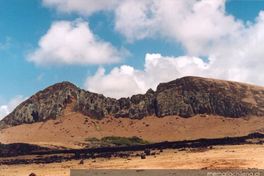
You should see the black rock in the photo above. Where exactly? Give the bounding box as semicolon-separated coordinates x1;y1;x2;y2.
140;153;146;159
144;149;151;156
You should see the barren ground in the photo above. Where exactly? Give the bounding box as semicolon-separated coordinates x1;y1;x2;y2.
0;144;263;176
1;105;264;176
1;112;264;149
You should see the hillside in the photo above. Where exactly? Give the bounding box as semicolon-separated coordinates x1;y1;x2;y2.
1;76;264;130
1;114;264;148
1;76;264;148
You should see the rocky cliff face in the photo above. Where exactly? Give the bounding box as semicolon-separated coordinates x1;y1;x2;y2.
155;77;264;117
1;76;264;129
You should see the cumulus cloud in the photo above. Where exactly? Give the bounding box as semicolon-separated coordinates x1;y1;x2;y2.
42;0;264;98
114;0;245;55
0;96;26;120
42;0;243;54
206;11;264;84
0;106;9;120
42;0;120;15
85;66;144;98
28;20;125;66
114;0;158;42
85;38;264;99
85;53;209;98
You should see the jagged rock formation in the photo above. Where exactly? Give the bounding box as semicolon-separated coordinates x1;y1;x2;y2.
155;77;264;117
1;76;264;129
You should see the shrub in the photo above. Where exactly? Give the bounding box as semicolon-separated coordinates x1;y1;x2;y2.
85;136;149;147
101;136;149;146
85;137;100;142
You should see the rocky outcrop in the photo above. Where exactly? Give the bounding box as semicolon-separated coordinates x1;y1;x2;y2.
155;77;264;117
0;82;79;129
1;76;264;129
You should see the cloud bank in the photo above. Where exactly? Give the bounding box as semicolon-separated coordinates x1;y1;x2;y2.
42;0;243;54
28;20;125;66
42;0;120;15
41;0;264;98
85;54;208;98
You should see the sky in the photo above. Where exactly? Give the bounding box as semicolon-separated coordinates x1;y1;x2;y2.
1;0;264;119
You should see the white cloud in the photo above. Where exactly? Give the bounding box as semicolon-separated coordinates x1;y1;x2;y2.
28;20;125;66
114;0;244;55
85;53;209;98
42;0;120;15
0;106;9;120
0;96;26;120
114;0;158;42
206;11;264;84
85;38;264;99
42;0;264;98
41;0;244;55
85;66;143;98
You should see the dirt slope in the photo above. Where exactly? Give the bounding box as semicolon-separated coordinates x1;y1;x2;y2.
1;110;264;149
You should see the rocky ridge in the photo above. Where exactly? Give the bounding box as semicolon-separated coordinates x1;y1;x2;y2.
1;76;264;129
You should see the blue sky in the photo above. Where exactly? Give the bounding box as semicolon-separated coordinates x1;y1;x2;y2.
1;0;264;118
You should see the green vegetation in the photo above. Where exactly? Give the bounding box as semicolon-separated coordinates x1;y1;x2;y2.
101;136;149;146
85;136;149;147
85;137;100;142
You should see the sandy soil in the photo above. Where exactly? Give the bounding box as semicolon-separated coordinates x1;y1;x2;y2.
1;113;264;149
0;144;263;176
1;112;264;149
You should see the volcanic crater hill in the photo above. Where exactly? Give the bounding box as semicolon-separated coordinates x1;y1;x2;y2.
1;76;264;129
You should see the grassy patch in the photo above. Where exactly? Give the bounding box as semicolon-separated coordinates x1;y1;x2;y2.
85;136;149;147
101;136;149;146
85;137;100;142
